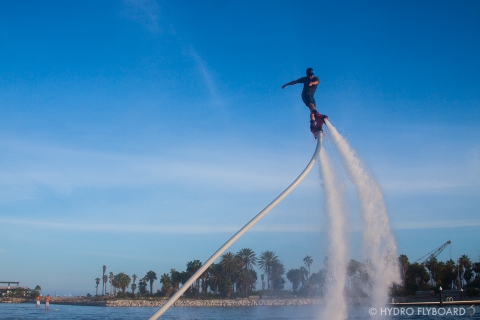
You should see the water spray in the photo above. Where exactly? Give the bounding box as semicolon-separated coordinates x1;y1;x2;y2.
319;148;349;320
325;119;400;308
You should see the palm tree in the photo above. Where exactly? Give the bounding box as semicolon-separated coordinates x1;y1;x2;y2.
95;278;101;296
112;277;118;295
131;282;137;295
347;259;362;289
299;266;308;286
235;269;257;298
444;259;457;289
138;278;148;295
236;248;257;270
473;262;480;285
425;256;439;287
258;251;278;292
103;274;108;296
145;271;158;294
219;276;233;298
102;265;107;295
303;255;313;277
207;263;223;294
221;252;240;282
270;260;285;291
458;254;472;287
199;268;210;294
435;261;447;288
407;262;430;289
398;254;410;290
179;271;189;292
109;272;114;295
131;274;137;294
170;269;181;293
186;260;202;294
160;273;173;297
287;269;303;292
114;272;131;293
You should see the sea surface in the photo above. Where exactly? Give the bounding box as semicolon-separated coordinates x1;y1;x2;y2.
0;303;478;319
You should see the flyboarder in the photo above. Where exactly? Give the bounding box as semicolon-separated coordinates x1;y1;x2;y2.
282;67;327;137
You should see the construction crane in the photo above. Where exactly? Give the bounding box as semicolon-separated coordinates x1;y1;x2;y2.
414;240;451;265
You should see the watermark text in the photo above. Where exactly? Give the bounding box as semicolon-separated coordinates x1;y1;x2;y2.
368;306;475;317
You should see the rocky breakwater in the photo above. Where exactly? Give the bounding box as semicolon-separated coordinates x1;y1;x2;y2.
1;298;27;303
106;298;321;308
51;298;108;306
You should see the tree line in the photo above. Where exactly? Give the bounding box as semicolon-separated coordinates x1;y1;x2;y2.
95;248;321;298
94;250;480;299
398;253;480;295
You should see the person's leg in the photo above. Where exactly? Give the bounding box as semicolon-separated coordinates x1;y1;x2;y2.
310;96;318;117
308;103;318;120
302;94;317;121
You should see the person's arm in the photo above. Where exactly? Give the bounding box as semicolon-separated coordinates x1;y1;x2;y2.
309;77;320;86
281;80;299;89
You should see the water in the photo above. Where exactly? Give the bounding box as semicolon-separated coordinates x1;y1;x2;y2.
1;303;478;319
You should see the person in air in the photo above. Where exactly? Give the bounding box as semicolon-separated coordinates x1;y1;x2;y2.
282;68;326;134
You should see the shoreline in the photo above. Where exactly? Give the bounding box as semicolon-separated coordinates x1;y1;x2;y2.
105;298;322;307
2;297;322;307
2;296;479;308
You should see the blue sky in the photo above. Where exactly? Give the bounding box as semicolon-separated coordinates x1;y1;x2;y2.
1;0;479;296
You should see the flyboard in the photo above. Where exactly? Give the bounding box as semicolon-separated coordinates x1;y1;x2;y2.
310;112;328;140
148;119;327;320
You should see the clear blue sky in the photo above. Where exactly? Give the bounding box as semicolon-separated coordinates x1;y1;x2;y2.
1;0;479;296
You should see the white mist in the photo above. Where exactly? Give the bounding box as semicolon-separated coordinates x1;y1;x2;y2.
325;120;400;308
319;148;349;320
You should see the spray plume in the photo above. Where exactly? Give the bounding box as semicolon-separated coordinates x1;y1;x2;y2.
325;120;400;308
319;148;348;320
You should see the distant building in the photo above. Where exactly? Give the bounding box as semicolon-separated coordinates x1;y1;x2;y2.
0;282;30;297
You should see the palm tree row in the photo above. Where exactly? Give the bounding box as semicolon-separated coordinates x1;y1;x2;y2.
96;248;295;298
96;265;152;296
398;253;480;295
161;248;263;298
345;254;480;296
96;253;480;298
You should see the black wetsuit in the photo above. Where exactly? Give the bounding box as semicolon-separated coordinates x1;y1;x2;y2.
297;76;320;107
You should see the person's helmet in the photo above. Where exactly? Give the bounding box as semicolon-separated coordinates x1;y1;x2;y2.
306;68;314;76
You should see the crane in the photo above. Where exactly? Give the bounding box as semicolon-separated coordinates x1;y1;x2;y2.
414;240;451;265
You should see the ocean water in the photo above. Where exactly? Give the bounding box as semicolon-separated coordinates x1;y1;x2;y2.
0;303;478;319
